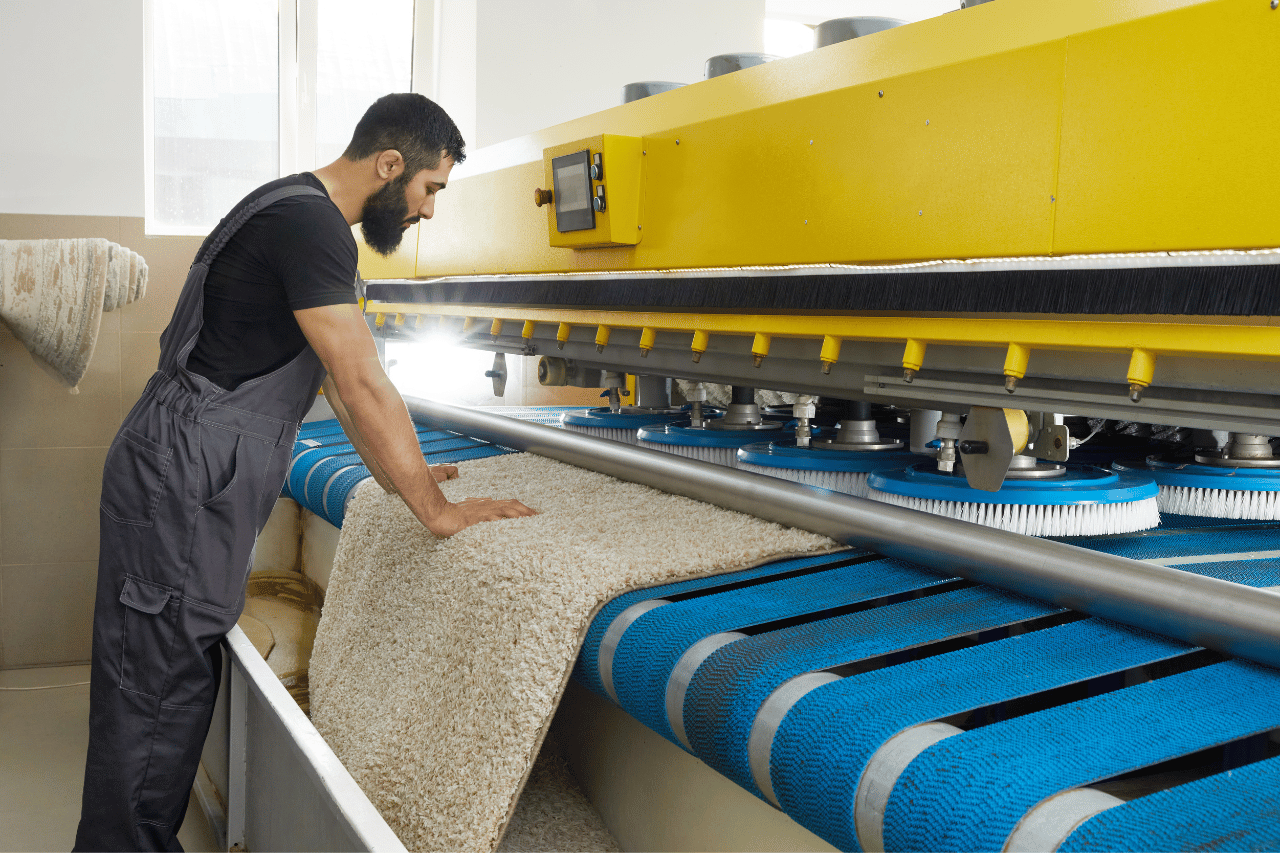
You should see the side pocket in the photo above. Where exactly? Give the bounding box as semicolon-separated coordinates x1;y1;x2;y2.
101;428;173;527
119;576;178;698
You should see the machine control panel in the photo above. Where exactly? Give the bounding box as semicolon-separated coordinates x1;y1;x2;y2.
540;134;643;249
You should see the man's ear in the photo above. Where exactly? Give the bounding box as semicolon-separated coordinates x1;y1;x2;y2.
375;149;404;181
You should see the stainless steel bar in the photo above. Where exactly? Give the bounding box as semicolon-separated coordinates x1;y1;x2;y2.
405;396;1280;670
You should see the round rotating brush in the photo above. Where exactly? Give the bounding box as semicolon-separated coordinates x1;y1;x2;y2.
638;386;790;467
639;419;793;466
736;401;916;496
867;462;1161;537
561;406;692;445
737;441;918;497
1113;433;1280;519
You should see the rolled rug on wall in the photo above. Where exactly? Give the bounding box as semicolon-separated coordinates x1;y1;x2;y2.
0;238;149;391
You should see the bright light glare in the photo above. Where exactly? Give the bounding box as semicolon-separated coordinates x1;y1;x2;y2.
764;19;815;57
386;338;508;407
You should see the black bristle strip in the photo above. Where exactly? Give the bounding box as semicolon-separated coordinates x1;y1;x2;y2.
367;264;1280;317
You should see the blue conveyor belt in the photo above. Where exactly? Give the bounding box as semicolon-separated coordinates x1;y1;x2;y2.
1059;755;1280;852
285;420;1280;849
683;586;1062;799
610;557;957;745
285;409;588;525
887;660;1280;852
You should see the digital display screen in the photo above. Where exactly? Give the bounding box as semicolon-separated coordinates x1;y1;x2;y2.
551;150;595;232
555;164;590;212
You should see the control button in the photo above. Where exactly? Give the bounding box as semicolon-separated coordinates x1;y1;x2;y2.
534;188;554;207
593;186;606;212
590;153;603;181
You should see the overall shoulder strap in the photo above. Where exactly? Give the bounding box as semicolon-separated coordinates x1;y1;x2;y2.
196;184;328;267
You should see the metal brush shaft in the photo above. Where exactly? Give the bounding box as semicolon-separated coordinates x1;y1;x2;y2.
405;397;1280;671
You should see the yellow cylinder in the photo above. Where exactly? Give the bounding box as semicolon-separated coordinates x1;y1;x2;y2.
903;339;928;372
522;320;537;339
1003;342;1031;379
1127;348;1156;387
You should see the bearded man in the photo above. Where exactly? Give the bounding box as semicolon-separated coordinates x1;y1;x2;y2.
75;93;534;851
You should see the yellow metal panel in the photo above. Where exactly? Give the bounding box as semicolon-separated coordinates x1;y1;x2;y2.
411;0;1248;276
355;223;419;279
1055;0;1280;252
416;42;1065;274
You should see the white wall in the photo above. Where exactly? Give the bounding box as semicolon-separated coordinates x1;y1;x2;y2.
0;0;145;217
470;0;765;149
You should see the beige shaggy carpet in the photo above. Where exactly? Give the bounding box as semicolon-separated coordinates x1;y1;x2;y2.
309;452;839;852
0;238;147;389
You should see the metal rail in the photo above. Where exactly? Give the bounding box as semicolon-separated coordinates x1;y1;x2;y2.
405;396;1280;671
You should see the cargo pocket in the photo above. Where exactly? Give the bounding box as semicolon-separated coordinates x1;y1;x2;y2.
119;576;178;698
101;428;173;527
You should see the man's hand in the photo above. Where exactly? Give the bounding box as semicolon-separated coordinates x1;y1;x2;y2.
427;496;537;537
430;464;459;482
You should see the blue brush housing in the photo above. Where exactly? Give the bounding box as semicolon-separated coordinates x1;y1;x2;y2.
737;440;918;472
1113;457;1280;491
638;419;793;448
869;463;1159;505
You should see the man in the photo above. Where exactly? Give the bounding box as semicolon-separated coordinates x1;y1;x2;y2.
75;93;534;851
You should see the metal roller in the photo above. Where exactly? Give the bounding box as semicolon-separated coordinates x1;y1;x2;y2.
404;397;1280;671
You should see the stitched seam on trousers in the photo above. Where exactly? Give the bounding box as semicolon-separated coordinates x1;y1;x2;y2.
201;417;279;444
207;401;291;426
160;700;212;711
180;594;241;615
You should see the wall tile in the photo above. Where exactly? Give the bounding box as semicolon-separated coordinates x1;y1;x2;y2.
0;317;123;449
117;218;203;333
0;446;109;565
120;331;161;416
0;214;122;243
0;562;97;666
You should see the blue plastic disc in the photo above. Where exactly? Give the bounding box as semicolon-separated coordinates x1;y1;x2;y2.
561;406;697;429
638;419;792;448
1113;457;1280;492
737;441;919;473
868;462;1159;506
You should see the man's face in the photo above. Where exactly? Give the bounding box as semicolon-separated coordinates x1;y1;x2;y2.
360;152;454;257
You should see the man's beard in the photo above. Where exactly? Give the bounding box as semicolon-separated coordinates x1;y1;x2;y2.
360;173;415;257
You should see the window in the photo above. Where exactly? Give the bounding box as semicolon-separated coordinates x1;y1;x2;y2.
145;0;416;235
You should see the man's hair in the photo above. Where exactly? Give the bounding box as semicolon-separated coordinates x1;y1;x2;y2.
343;93;466;173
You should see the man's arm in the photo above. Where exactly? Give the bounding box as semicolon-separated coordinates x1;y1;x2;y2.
322;374;458;491
295;303;535;536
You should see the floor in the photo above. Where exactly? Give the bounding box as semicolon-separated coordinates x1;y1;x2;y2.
0;665;220;852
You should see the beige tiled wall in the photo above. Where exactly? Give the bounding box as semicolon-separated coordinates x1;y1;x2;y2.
0;214;202;668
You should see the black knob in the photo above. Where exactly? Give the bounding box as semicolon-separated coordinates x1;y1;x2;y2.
957;440;989;455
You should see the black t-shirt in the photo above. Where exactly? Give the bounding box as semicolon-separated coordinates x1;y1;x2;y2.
186;173;359;391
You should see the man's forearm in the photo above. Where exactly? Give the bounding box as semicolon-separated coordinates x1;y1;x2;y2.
327;366;450;528
322;375;399;495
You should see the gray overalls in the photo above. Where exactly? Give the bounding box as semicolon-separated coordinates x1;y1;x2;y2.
75;184;332;851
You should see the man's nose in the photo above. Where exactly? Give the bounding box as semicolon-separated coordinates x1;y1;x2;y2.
418;196;435;220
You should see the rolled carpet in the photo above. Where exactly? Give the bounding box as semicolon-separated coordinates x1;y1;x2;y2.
309;452;839;852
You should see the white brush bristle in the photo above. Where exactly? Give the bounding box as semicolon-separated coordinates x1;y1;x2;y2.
738;462;872;497
867;491;1161;537
639;441;739;467
564;424;640;445
1158;485;1280;519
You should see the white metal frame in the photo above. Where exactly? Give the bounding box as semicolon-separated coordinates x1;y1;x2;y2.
223;625;405;852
